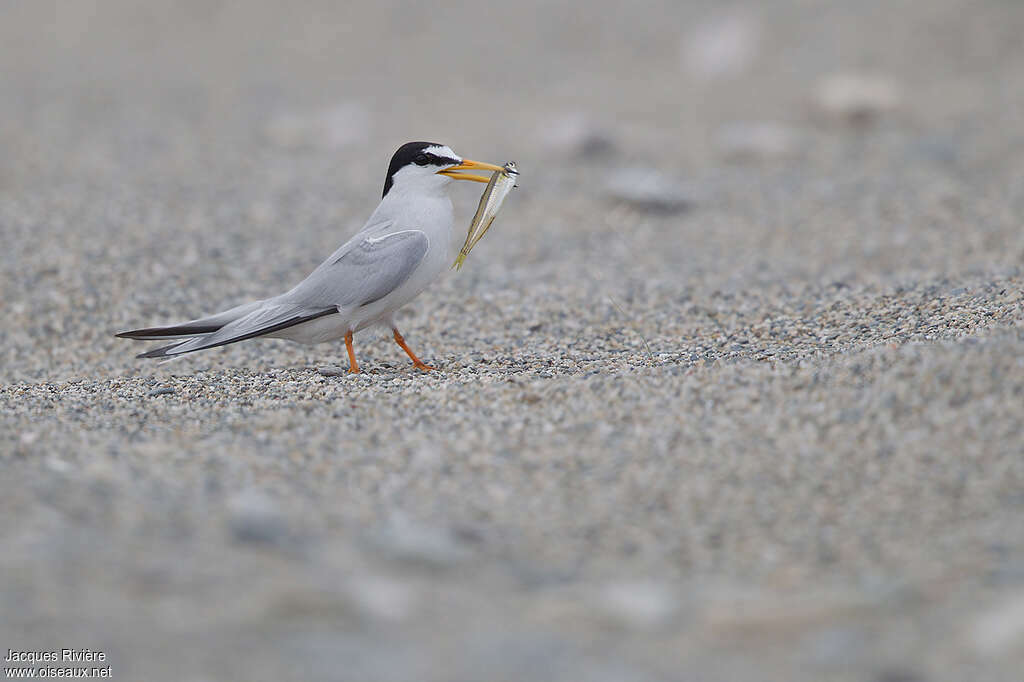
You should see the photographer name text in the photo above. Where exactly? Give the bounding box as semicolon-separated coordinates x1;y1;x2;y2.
5;650;106;665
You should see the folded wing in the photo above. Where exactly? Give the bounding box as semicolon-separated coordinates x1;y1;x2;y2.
282;228;429;309
119;228;429;359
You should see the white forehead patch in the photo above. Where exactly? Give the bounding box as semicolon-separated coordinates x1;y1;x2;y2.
424;145;459;161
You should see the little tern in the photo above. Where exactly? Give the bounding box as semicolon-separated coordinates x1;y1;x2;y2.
117;141;505;373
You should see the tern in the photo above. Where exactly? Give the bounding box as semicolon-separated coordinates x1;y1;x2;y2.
117;141;505;373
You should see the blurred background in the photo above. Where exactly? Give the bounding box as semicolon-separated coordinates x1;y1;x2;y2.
2;1;1024;681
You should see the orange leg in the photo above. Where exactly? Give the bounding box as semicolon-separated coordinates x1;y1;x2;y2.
345;331;359;374
393;329;435;371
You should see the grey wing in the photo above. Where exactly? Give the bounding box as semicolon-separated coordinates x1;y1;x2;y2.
280;229;429;309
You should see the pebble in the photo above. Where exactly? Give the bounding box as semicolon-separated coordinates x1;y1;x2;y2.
540;112;616;159
603;167;699;213
346;577;419;623
682;9;761;80
966;591;1024;656
715;122;799;162
814;73;903;125
226;490;290;546
597;581;678;630
370;515;471;568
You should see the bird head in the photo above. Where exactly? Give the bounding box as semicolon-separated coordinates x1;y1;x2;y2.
382;141;503;199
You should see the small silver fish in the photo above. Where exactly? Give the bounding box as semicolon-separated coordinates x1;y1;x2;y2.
454;161;518;270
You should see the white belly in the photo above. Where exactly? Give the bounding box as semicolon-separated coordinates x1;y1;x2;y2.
269;313;350;344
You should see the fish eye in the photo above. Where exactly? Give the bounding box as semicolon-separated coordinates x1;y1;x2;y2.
414;154;429;166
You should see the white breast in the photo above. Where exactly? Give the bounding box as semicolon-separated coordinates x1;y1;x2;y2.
350;194;454;329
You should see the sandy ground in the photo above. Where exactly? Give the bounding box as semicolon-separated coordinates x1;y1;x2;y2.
2;1;1023;680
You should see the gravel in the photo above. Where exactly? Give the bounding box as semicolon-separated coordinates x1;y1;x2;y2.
2;1;1024;681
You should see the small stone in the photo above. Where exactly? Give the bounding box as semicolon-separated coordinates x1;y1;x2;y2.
815;73;902;125
46;458;71;473
318;365;348;377
147;387;175;397
371;515;470;568
226;490;288;545
598;581;678;629
346;577;419;623
715;122;799;162
966;591;1024;656
604;168;698;214
682;9;761;81
540;112;616;159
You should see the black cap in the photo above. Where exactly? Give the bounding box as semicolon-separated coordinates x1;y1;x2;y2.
382;141;460;197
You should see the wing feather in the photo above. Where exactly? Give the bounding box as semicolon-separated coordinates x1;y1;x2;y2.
280;227;429;309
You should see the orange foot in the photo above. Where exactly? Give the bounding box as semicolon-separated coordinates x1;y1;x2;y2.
393;329;436;371
345;331;360;374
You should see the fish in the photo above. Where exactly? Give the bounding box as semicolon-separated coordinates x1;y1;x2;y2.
453;161;518;270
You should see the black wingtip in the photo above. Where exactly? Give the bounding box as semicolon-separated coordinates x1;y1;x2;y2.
115;324;222;340
117;327;164;340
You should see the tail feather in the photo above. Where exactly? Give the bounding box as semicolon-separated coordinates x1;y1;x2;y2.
116;300;267;341
124;304;338;359
136;339;193;359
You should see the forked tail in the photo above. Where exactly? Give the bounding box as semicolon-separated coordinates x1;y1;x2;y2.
116;300;336;359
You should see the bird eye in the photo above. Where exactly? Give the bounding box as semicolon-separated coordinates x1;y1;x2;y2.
414;154;429;166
